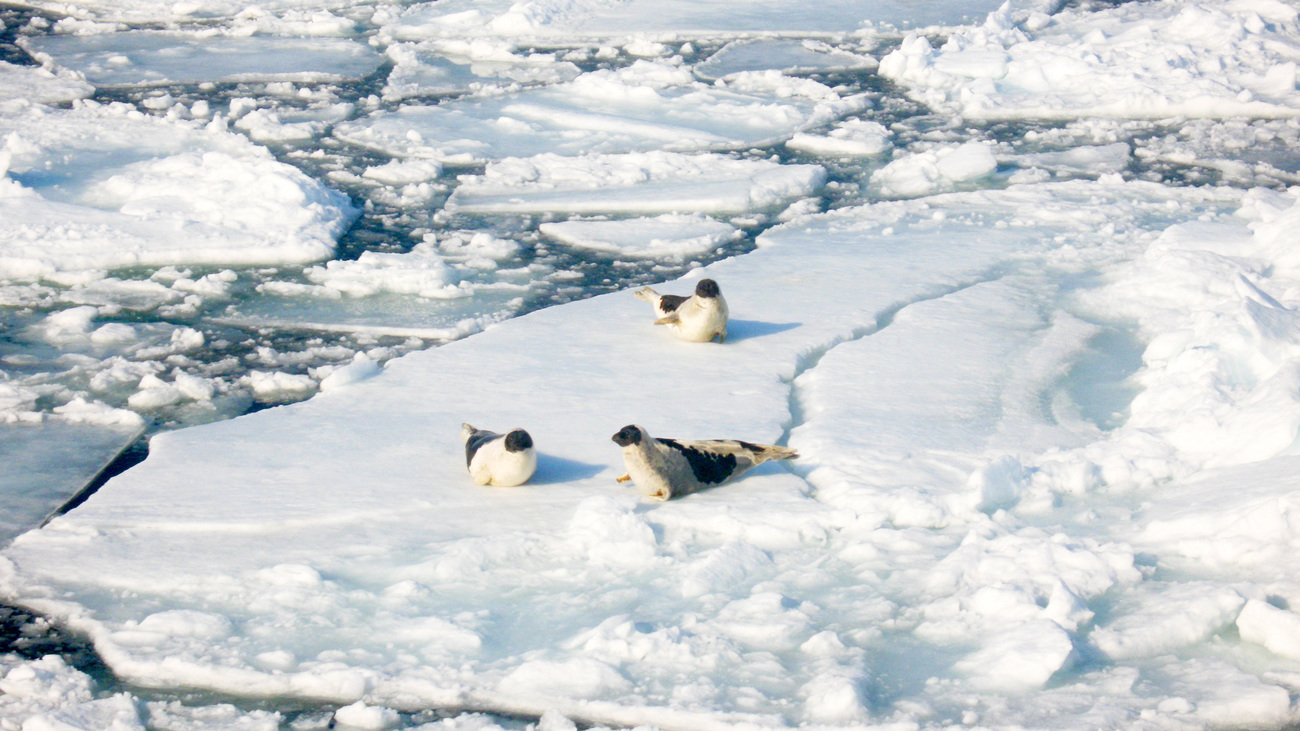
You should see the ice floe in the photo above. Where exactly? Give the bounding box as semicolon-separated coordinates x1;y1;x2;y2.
879;0;1300;120
335;61;867;163
0;102;356;280
14;178;1300;729
446;151;826;216
22;32;383;87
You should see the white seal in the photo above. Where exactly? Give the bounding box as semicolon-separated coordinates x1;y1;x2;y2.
633;278;728;343
461;423;537;487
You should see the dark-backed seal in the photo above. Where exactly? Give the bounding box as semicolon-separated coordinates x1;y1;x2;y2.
611;424;797;500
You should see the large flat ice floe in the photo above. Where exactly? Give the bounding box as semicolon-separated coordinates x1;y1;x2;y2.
879;0;1300;120
10;179;1300;729
446;151;827;215
382;0;1026;40
0;102;356;281
334;61;868;164
22;32;384;87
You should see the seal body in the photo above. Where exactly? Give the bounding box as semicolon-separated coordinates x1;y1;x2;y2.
611;424;797;500
461;423;537;486
634;278;728;343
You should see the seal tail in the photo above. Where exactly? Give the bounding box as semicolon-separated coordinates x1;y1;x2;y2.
460;423;477;443
633;286;659;303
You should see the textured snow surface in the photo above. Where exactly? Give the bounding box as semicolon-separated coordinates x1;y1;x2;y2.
10;180;1300;729
6;0;1300;728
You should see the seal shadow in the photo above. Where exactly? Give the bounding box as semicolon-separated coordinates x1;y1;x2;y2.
530;453;607;485
725;319;801;343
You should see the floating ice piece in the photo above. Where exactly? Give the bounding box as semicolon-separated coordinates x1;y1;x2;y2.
384;0;1018;39
870;141;998;198
695;38;877;81
383;39;582;101
539;213;741;259
0;60;94;105
786;118;891;157
1237;599;1300;662
22;32;383;87
880;0;1300;120
9;0;367;26
1012;142;1132;176
305;242;462;299
0;421;142;547
1089;583;1246;660
447;151;826;215
1;179;1256;729
0;103;355;280
335;60;867;164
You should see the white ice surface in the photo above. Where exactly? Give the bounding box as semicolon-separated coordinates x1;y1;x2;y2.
539;214;741;259
22;32;383;88
0;422;141;547
334;61;867;164
880;0;1300;120
0;102;356;280
447;151;827;215
383;39;582;101
0;61;93;105
12;179;1300;729
693;39;877;81
383;0;1034;40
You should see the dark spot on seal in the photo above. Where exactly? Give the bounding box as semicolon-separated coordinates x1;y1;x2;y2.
657;294;688;314
504;429;532;452
612;425;642;447
694;279;720;299
465;429;498;467
659;438;736;485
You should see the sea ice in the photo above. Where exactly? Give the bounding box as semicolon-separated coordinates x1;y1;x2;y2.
383;0;1027;39
879;0;1300;120
539;213;741;259
22;32;384;87
0;60;93;105
0;102;356;280
383;39;582;101
0;421;141;547
446;151;827;215
9;178;1290;729
334;61;867;163
693;38;877;81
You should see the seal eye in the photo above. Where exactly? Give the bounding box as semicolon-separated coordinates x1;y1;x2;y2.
611;425;642;446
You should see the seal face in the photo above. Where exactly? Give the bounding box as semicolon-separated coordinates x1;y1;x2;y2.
694;278;721;299
611;424;797;500
612;424;643;447
461;423;537;487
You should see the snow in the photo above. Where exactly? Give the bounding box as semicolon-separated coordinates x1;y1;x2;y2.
693;39;877;81
334;61;867;164
0;102;357;281
879;0;1300;120
447;152;827;215
10;177;1300;729
539;214;741;259
22;32;383;87
5;0;1300;728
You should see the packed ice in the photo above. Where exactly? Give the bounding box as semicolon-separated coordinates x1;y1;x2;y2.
4;0;1300;728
